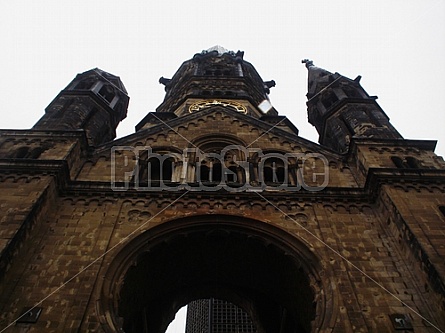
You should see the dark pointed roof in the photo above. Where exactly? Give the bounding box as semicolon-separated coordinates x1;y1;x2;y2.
302;59;340;99
70;68;128;95
91;68;128;94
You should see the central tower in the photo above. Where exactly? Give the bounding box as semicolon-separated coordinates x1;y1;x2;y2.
135;46;287;132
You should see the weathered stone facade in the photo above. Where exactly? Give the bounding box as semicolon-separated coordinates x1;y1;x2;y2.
0;48;444;332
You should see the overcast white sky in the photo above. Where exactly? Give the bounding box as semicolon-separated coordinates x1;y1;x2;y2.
1;1;444;332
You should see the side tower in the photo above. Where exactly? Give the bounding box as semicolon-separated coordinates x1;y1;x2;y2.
0;68;129;315
302;60;445;332
303;59;402;153
33;68;129;146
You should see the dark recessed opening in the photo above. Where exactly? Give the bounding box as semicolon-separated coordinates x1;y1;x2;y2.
439;206;445;218
117;220;317;333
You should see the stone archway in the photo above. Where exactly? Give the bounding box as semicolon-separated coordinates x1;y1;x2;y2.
98;215;335;333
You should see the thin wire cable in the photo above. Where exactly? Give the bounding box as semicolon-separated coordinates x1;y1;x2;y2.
151;113;200;151
255;191;444;333
246;117;286;148
0;191;190;333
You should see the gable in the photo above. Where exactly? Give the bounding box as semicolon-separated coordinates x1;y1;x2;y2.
100;106;335;156
75;107;357;190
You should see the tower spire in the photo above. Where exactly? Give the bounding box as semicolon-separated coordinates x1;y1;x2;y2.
301;59;337;99
303;60;402;152
204;45;231;55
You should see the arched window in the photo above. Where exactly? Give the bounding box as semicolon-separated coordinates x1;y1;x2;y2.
9;146;44;159
193;136;247;186
391;156;405;168
28;147;44;159
199;164;210;182
146;157;161;181
14;147;30;158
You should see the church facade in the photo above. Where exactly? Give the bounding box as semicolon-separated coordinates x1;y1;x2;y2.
0;47;444;332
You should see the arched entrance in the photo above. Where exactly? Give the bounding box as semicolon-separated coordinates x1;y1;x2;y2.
98;215;334;332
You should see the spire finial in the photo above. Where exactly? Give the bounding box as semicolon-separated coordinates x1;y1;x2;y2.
302;59;314;69
205;45;230;55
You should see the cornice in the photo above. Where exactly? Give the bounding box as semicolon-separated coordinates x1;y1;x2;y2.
350;138;438;152
0;159;70;188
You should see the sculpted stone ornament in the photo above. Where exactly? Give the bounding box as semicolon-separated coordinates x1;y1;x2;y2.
159;77;171;86
302;59;314;68
159;77;172;91
188;99;247;114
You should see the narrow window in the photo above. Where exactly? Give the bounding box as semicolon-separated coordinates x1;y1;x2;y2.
13;147;30;158
146;158;160;182
263;166;274;183
199;165;210;182
161;158;174;182
142;157;174;183
322;91;338;109
28;147;44;159
439;206;445;217
99;85;115;103
212;162;222;182
391;156;405;168
406;156;420;169
261;157;286;184
226;166;238;183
